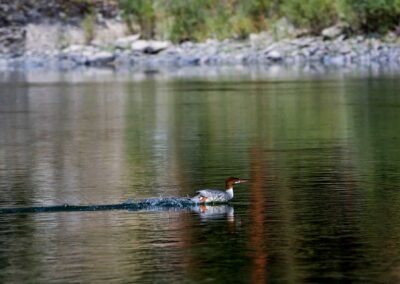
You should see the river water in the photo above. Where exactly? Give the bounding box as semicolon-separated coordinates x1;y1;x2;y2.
1;67;400;283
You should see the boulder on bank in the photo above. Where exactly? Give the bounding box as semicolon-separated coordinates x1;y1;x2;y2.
266;50;283;61
61;45;115;66
321;23;349;40
131;40;171;54
115;35;140;49
114;36;172;54
86;51;115;66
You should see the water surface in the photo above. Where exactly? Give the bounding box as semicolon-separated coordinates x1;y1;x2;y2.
1;68;400;283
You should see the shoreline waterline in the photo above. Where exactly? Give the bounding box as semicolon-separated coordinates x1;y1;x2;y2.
1;33;400;72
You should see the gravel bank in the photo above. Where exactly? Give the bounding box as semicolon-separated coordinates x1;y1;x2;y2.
1;1;400;71
1;33;400;71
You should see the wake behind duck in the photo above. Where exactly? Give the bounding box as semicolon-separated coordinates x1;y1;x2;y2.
0;177;248;214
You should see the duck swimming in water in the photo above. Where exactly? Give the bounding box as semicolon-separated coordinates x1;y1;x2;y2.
190;177;248;203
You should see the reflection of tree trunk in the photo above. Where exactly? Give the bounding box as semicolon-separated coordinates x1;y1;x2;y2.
249;146;268;284
0;72;31;206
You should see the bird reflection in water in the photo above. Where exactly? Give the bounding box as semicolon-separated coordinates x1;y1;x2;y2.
191;204;234;221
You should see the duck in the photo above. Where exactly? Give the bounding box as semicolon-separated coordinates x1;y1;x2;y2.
190;177;248;203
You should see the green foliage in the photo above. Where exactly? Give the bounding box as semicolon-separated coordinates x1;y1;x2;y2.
204;1;234;40
82;12;95;44
229;15;256;39
119;0;156;39
116;0;400;41
281;0;338;34
166;0;272;42
338;0;400;33
166;0;211;42
237;0;272;31
228;1;272;38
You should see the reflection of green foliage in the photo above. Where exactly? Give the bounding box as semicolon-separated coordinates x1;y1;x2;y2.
124;81;161;193
122;78;400;272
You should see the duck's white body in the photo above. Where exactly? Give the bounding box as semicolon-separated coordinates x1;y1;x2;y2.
191;188;233;203
190;177;247;204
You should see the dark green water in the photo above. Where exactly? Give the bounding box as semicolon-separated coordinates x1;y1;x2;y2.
1;69;400;283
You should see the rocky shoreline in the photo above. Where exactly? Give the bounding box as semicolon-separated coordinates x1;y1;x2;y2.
1;25;400;71
1;1;400;72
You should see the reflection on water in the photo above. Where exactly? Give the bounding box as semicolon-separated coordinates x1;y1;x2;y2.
191;204;234;222
1;69;400;283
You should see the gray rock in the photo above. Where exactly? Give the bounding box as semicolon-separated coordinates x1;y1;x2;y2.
86;51;115;66
326;55;347;66
67;54;88;65
131;41;147;52
178;56;201;66
249;32;273;48
61;45;117;66
23;55;51;69
266;50;283;61
271;17;296;39
291;37;316;48
131;40;171;54
340;45;352;54
322;23;348;40
0;27;26;55
63;44;88;53
145;41;171;54
115;34;140;49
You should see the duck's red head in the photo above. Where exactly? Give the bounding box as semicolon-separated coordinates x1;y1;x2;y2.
225;176;248;190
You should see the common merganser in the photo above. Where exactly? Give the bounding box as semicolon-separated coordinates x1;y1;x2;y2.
190;177;248;203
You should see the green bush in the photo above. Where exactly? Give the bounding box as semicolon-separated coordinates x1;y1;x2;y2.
229;14;256;39
119;0;156;39
117;0;400;41
82;12;95;44
338;0;400;33
281;0;338;34
236;0;273;31
167;0;273;42
204;1;234;40
165;0;212;42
